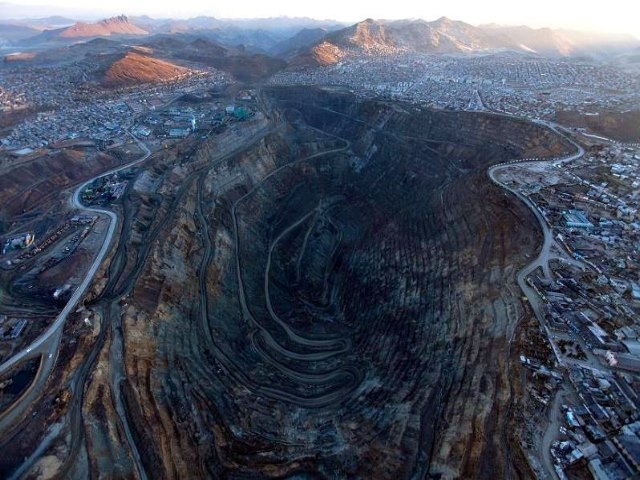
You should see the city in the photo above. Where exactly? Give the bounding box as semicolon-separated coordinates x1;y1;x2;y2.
272;53;640;122
0;6;639;480
492;135;640;479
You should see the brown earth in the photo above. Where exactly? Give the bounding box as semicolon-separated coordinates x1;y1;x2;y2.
0;148;121;220
59;15;148;39
102;52;191;87
3;52;37;62
555;109;640;142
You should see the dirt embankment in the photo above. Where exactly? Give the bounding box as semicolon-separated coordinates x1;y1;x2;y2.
0;148;121;219
556;109;640;142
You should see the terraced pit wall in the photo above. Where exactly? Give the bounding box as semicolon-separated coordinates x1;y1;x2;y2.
81;86;572;479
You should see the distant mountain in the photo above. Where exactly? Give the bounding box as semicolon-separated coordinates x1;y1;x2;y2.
14;16;77;29
0;16;78;45
0;23;40;42
134;16;342;34
483;25;638;56
294;17;506;65
129;16;345;53
294;17;640;66
60;15;148;38
393;17;508;52
102;51;190;87
270;27;329;57
132;16;225;35
143;35;286;81
24;15;148;43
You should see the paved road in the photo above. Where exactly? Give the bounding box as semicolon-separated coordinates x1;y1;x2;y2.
0;133;151;432
487;121;586;480
488;124;585;337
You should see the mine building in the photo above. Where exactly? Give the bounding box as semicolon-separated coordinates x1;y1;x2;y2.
563;210;594;229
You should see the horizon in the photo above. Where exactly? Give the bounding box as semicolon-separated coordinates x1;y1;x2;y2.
1;0;638;39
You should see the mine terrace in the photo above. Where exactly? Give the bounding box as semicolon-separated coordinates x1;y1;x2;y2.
0;14;639;480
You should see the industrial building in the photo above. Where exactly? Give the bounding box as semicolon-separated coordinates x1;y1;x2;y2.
616;354;640;373
612;427;640;474
9;319;27;339
563;210;594;229
169;128;190;138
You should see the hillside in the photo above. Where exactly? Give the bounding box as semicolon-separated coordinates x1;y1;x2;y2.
144;36;286;81
295;17;507;65
271;27;329;56
102;51;190;87
0;24;40;42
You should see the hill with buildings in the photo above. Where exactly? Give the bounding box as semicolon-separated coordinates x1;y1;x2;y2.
293;17;639;66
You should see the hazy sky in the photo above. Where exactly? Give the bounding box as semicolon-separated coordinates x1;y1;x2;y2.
2;0;638;38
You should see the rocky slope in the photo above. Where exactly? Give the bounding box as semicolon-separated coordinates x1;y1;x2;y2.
299;17;495;64
102;51;191;87
0;147;121;217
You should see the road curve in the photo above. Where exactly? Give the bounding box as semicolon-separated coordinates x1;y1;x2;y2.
0;133;151;433
487;121;585;480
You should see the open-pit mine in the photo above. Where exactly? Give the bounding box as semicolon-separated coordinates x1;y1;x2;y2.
0;85;574;479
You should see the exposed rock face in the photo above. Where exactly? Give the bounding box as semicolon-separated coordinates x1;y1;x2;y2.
295;17;504;65
75;87;571;479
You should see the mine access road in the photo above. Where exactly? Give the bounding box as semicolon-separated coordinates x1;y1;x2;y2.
488;121;587;480
0;133;151;433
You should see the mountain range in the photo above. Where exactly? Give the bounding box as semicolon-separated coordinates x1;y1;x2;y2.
12;15;148;44
1;14;638;86
293;17;639;65
58;15;148;38
2;14;637;59
0;15;344;54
